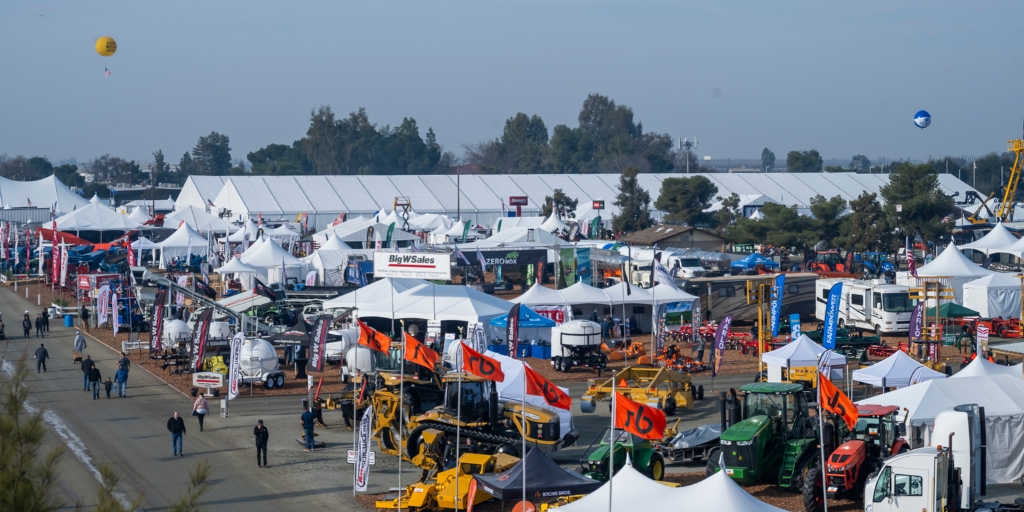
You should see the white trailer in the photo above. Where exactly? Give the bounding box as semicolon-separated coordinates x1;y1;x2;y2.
815;278;915;334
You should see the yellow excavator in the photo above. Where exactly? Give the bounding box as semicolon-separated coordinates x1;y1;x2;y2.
965;134;1024;224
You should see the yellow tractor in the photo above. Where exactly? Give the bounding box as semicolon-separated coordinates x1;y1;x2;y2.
375;452;519;511
579;366;702;415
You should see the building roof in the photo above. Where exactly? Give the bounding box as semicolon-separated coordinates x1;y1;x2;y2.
620;224;724;245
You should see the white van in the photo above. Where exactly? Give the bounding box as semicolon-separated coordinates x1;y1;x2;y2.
815;278;915;334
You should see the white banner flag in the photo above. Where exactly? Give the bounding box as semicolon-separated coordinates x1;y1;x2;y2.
305;270;317;286
112;290;120;336
355;404;374;492
176;275;188;305
227;332;244;400
97;285;110;326
185;236;193;264
59;245;68;286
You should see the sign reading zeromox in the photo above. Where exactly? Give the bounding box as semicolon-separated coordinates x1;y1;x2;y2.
373;252;452;280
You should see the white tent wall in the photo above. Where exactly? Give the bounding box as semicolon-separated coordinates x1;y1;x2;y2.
962;273;1022;319
175;176;230;212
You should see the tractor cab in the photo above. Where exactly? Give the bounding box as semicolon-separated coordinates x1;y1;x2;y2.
743;383;811;438
442;377;491;423
812;250;843;272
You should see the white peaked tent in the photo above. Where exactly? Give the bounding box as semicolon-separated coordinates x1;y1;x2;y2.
90;194;101;204
127;208;151;223
215;256;264;287
407;213;448;232
762;335;847;382
650;283;699;304
130;236;159;250
320;234;352;251
166;206;236;233
322;278;429;310
226;220;260;242
306;235;372;286
961;222;1019;255
852;350;946;388
540;214;570;234
558;459;785;512
962;272;1021;319
858;373;1024;483
311;215;375;244
157;223;209;265
326;280;513;323
511;283;568;306
55;201;143;232
951;356;1023;379
483;351;572;439
897;244;994;303
991;232;1024;258
239;234;269;257
604;281;654;305
749;209;764;220
264;224;300;242
239;237;305;283
560;281;612;305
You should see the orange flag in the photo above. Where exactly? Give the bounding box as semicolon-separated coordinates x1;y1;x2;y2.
461;341;505;382
819;374;859;430
404;332;438;370
358;320;390;353
524;365;571;410
613;392;666;440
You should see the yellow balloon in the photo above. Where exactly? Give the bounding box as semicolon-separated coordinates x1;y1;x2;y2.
95;36;116;57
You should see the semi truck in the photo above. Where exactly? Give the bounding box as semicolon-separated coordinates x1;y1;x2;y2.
815;279;915;334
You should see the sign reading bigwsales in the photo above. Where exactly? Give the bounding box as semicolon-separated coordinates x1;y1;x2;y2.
373;252;452;280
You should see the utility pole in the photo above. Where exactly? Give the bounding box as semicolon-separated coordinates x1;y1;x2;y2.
678;138;698;173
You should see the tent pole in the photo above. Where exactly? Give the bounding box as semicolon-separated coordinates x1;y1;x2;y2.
609;377;614;512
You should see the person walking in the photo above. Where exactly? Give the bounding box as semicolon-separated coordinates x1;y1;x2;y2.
117;352;131;371
254;419;269;468
34;343;49;372
41;308;49;333
695;333;706;363
104;377;113;398
81;355;95;390
88;365;102;399
300;406;316;451
80;305;90;331
115;364;129;398
167;412;186;456
35;313;44;338
74;330;87;357
22;315;31;339
192;394;209;432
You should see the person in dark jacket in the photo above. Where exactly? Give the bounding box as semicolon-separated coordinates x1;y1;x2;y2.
104;377;113;398
22;316;31;339
81;355;94;390
115;365;129;398
41;309;49;333
34;343;49;372
254;419;269;467
88;366;102;399
300;407;316;451
80;305;90;331
35;313;44;338
167;412;186;456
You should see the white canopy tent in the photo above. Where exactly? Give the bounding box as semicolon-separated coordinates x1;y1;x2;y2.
851;350;946;388
127;207;151;223
323;278;430;311
407;213;449;232
130;236;159;250
483;350;572;440
214;256;265;288
950;356;1023;379
166;206;237;233
156;223;209;266
540;214;570;234
603;281;653;305
54;201;143;233
761;335;847;382
311;215;375;244
896;244;994;303
962;272;1021;319
328;280;514;324
960;222;1019;255
239;237;306;284
226;220;260;242
991;232;1024;258
264;224;301;242
304;236;373;286
858;373;1024;483
560;281;612;305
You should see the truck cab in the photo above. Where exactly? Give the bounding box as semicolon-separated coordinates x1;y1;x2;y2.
864;447;948;512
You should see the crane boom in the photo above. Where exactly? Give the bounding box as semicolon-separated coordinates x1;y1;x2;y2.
996;138;1024;222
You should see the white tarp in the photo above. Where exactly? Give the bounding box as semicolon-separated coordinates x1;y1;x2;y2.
961;222;1020;255
851;350;946;388
858;373;1024;483
484;350;572;440
962;272;1021;319
559;461;785;512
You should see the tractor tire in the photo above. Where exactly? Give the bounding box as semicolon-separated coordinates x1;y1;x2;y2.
789;457;817;493
663;397;677;416
494;443;520;457
741;344;749;355
696;385;704;401
579;400;596;413
645;453;666;481
756;371;768;383
802;467;825;512
998;326;1009;338
705;447;721;476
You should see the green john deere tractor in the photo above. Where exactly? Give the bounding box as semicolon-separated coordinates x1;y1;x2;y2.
706;383;821;491
580;427;665;482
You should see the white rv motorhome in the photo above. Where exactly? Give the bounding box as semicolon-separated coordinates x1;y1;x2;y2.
815;278;915;334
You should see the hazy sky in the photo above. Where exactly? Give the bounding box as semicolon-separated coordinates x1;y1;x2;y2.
2;1;1022;166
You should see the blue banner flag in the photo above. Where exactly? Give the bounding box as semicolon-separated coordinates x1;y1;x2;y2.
822;283;843;349
770;274;786;337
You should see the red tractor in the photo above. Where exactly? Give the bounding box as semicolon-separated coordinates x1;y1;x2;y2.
803;404;910;512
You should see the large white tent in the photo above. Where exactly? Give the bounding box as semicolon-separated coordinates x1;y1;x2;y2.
558;460;785;512
851;350;946;388
323;278;429;310
54;201;143;233
326;279;514;324
897;244;994;303
0;175;90;213
991;233;1024;258
165;205;236;233
156;223;209;265
960;222;1019;255
962;272;1021;319
951;356;1023;379
858;373;1024;483
761;335;847;382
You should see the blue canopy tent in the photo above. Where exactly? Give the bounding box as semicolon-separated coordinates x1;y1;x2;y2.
490;305;557;328
731;253;780;270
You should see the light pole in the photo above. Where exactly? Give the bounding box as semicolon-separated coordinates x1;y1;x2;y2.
678;138;698;173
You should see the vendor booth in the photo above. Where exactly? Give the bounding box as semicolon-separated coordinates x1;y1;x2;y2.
851;350;946;389
896;244;993;303
761;335;848;383
962;272;1021;320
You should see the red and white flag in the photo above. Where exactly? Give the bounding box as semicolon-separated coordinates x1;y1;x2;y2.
906;236;917;278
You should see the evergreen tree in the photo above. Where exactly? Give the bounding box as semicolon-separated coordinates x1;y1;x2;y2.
880;162;955;246
611;167;653;233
